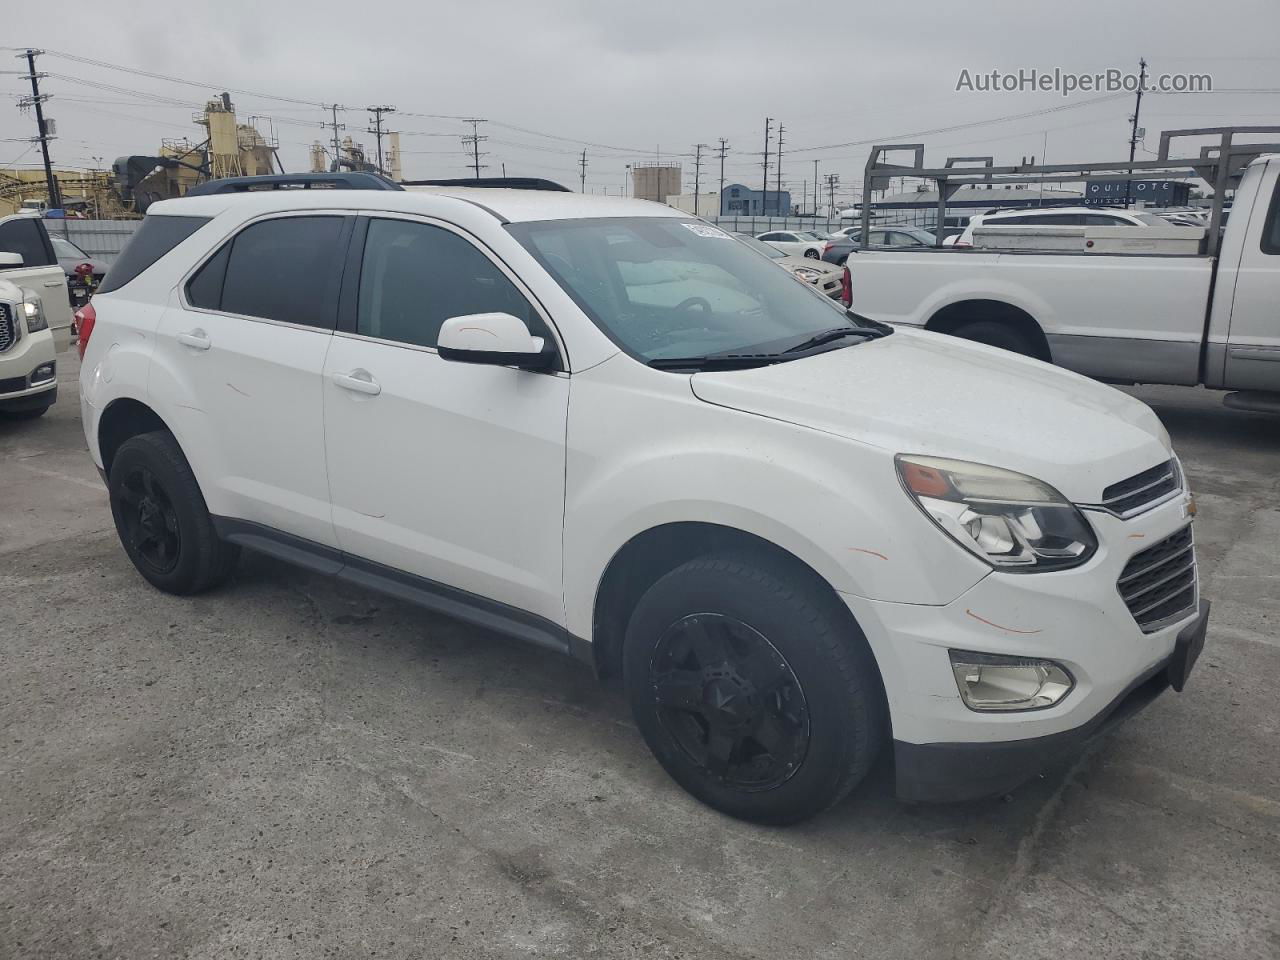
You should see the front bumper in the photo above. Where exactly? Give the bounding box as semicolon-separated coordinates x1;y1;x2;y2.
840;489;1205;800
895;601;1208;801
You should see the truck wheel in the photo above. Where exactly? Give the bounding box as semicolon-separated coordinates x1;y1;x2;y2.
108;430;239;595
950;319;1037;358
623;551;884;824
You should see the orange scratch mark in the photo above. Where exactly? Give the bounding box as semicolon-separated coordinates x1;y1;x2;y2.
965;609;1043;635
848;548;889;561
1128;533;1147;539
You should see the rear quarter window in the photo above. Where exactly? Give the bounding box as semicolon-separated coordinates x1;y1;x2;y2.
95;215;210;293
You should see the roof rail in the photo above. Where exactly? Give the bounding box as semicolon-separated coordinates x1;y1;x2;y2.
402;177;571;192
185;172;404;196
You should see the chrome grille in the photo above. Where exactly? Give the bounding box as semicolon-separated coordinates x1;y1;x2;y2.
1117;526;1197;632
0;303;14;353
1096;459;1181;518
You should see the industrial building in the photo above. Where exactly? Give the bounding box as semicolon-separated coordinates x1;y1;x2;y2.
631;161;682;203
720;183;792;216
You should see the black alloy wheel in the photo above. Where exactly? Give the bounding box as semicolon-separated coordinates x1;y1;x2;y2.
114;466;182;575
649;613;810;792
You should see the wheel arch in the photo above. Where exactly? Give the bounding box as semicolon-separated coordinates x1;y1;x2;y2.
589;521;879;687
924;298;1052;362
97;397;173;475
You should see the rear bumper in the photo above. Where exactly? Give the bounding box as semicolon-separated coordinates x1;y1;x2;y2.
894;600;1209;802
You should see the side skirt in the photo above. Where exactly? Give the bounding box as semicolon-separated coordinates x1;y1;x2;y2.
212;516;591;666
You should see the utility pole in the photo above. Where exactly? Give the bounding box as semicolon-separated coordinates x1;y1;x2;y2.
578;149;588;193
323;104;346;172
17;49;62;211
366;105;396;176
1124;57;1148;208
716;138;729;214
825;173;840;216
461;119;488;180
761;118;773;216
813;159;819;215
775;123;785;212
692;143;708;216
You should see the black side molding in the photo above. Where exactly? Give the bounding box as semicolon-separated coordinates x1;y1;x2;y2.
212;516;587;663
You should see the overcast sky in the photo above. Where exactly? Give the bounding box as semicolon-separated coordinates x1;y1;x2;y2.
3;0;1278;205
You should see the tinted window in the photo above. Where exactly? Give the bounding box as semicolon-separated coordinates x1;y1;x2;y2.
357;218;543;349
1264;180;1280;256
220;216;345;328
96;215;209;293
0;218;54;269
185;243;231;310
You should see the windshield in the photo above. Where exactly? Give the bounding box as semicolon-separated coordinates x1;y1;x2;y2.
736;234;787;259
51;236;87;259
508;217;864;363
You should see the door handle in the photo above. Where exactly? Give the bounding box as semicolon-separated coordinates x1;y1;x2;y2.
43;280;65;288
176;329;211;350
332;369;381;396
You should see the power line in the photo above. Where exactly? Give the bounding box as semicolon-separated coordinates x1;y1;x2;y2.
367;104;396;176
461;119;488;179
15;49;61;209
323;104;345;171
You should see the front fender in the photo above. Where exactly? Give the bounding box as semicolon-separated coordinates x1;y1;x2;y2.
561;360;990;640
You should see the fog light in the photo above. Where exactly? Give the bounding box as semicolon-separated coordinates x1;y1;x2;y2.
949;650;1074;712
30;361;56;385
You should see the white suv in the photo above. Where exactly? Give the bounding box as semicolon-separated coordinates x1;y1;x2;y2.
79;174;1209;824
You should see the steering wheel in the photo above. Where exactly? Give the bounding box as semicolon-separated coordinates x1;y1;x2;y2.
674;296;713;315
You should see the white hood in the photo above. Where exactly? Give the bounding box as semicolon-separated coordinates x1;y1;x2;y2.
689;328;1171;503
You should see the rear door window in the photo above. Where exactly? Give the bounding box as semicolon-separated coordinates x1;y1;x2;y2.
0;217;55;269
96;215;209;293
216;216;346;328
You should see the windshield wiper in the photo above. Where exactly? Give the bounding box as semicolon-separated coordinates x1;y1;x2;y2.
781;325;887;354
647;353;786;371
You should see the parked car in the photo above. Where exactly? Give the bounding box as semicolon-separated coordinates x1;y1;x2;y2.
822;226;937;265
951;206;1168;247
0;213;75;418
80;173;1208;824
754;229;826;258
846;150;1280;412
736;234;844;298
50;234;110;307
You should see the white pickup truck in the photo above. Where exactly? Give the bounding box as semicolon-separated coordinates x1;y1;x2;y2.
846;131;1280;413
0;213;74;417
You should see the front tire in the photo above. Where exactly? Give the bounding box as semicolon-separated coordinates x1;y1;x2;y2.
108;431;239;595
623;551;884;824
803;249;820;259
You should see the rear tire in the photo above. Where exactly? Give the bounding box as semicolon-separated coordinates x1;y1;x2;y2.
803;249;820;259
108;430;239;595
623;551;884;824
950;319;1037;358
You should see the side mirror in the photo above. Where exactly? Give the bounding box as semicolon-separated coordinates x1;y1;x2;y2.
0;252;23;268
437;312;555;370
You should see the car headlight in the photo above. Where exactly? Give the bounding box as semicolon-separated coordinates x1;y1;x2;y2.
20;288;48;332
896;454;1097;571
793;267;822;282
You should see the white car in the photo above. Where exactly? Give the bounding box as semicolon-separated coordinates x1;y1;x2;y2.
754;229;827;259
951;206;1169;247
0;214;75;418
79;174;1208;824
